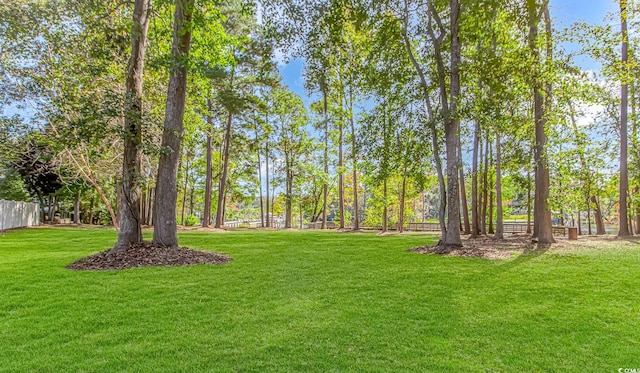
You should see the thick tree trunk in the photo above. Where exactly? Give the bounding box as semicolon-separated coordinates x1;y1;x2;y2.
529;0;554;244
203;100;214;227
215;112;233;228
116;0;151;250
442;0;462;247
153;0;193;248
495;132;504;239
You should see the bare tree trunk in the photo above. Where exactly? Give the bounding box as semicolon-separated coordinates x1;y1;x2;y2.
322;88;329;229
153;0;194;248
147;186;153;226
338;93;345;229
74;191;81;225
591;196;606;234
181;156;190;225
116;0;151;249
399;173;407;234
459;142;470;234
401;14;447;242
482;137;489;234
265;141;270;228
285;165;293;229
471;118;480;238
443;0;462;247
526;168;532;233
349;86;359;230
257;136;264;228
382;179;388;233
619;0;631;237
495;132;504;239
215;112;233;228
203;99;214;227
587;197;592;235
529;0;554;244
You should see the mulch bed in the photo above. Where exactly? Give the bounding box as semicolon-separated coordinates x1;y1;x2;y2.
67;242;232;271
408;234;533;259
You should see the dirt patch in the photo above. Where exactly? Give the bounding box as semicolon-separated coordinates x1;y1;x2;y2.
409;234;533;259
67;242;232;271
409;233;640;259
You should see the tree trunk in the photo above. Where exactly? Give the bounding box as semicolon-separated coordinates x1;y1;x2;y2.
322;88;329;229
338;93;345;229
529;0;554;244
147;186;153;226
495;132;504;239
181;156;190;225
399;173;407;234
591;195;606;234
401;15;447;242
349;86;359;230
215;112;233;228
265;141;270;228
619;0;631;237
74;191;81;225
471;118;480;238
527;167;532;234
116;0;151;250
443;0;462;247
257;134;264;228
153;0;194;248
459;142;470;234
587;197;592;235
482;137;489;234
382;179;388;233
285;157;293;229
203;99;214;227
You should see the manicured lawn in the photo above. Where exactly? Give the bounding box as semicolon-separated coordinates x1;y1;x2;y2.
1;227;639;372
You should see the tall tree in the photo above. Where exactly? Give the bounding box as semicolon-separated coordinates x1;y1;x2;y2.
619;0;631;237
116;0;152;250
153;0;195;248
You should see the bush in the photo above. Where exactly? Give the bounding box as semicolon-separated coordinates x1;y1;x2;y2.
182;214;199;226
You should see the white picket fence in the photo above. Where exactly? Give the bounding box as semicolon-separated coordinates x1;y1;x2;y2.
0;200;40;231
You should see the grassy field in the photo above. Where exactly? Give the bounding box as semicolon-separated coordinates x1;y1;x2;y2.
1;227;639;372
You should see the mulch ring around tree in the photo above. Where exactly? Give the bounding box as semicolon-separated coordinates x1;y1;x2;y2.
67;242;232;271
408;234;534;260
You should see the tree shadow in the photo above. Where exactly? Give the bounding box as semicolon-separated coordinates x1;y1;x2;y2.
495;243;551;271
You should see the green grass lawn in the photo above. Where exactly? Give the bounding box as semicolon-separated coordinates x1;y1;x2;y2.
1;227;639;372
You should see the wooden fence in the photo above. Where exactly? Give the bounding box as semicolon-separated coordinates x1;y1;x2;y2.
0;200;40;231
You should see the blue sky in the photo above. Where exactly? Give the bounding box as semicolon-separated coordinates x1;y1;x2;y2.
278;0;617;104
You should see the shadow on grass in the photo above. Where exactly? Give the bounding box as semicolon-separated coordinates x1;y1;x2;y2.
496;243;551;271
